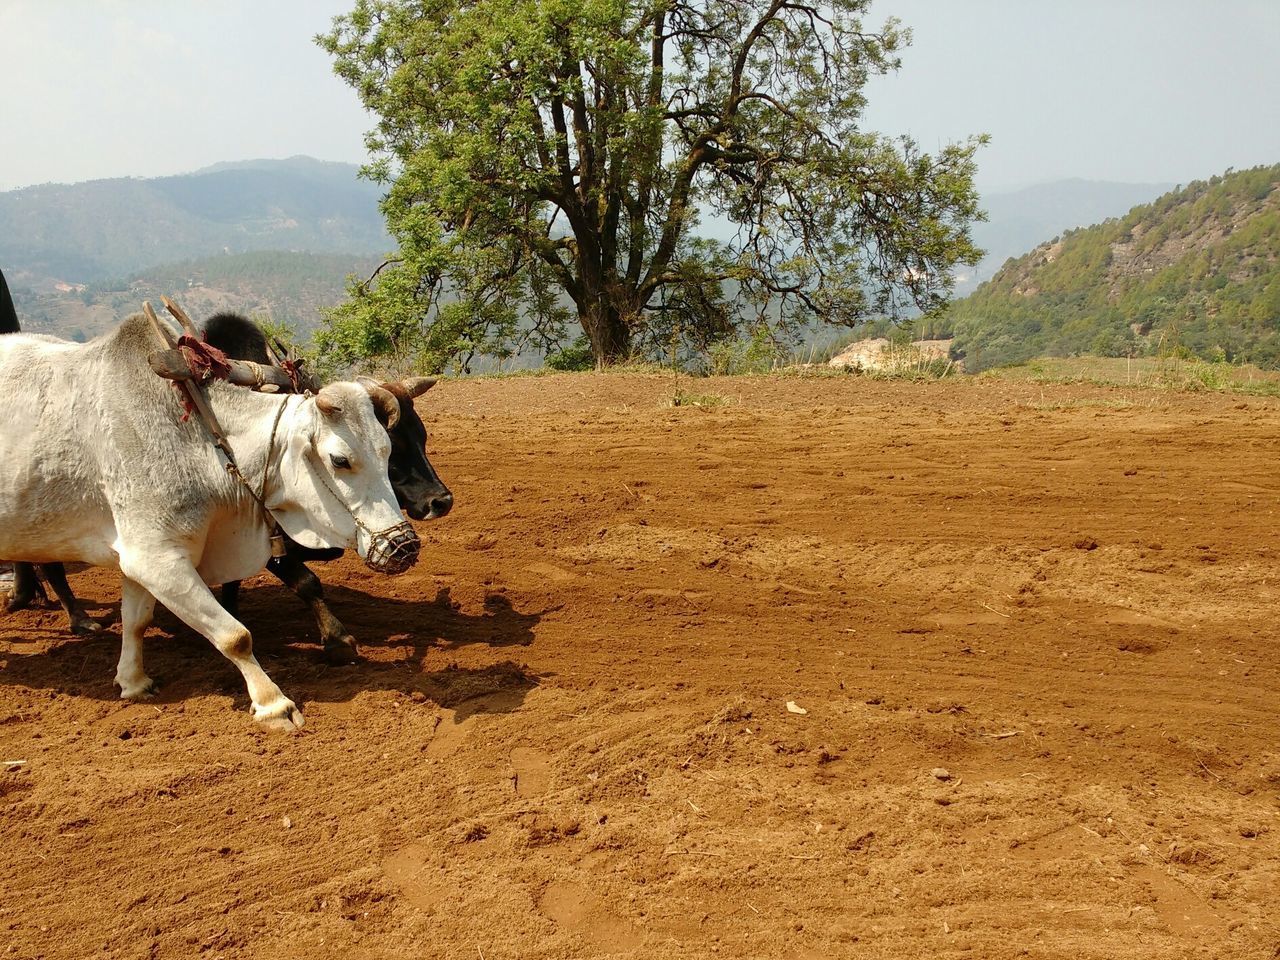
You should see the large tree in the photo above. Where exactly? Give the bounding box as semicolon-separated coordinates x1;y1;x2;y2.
319;0;985;371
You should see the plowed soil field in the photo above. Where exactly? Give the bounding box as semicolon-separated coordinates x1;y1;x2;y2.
3;373;1279;959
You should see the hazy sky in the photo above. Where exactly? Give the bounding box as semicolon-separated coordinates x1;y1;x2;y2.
1;0;1276;193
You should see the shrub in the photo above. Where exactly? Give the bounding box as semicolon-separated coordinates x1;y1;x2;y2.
545;339;595;372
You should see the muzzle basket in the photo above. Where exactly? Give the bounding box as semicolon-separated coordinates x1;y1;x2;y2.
364;521;421;575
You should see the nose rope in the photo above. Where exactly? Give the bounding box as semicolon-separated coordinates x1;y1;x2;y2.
308;448;420;575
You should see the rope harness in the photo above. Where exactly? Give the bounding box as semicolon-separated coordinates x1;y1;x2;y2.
170;335;232;421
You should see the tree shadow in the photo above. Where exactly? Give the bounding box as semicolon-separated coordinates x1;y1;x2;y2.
0;581;555;718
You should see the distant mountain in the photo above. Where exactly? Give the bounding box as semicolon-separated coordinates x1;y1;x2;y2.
191;157;369;181
957;179;1176;294
0;156;391;283
943;165;1280;371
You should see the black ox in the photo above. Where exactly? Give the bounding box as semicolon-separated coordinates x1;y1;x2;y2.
0;277;451;663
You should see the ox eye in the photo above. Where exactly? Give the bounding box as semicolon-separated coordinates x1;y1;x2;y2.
330;454;351;470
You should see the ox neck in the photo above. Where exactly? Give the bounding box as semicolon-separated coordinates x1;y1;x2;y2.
204;384;304;503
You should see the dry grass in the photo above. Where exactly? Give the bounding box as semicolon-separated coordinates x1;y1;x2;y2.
982;355;1280;396
857;342;956;381
667;389;732;408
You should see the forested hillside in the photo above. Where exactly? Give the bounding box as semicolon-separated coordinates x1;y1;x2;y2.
9;251;382;340
942;165;1280;371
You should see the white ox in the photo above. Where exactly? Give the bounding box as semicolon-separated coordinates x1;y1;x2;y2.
0;314;417;731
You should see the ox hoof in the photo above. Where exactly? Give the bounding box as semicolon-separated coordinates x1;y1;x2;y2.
253;699;305;733
1;588;30;615
71;615;104;636
323;636;360;665
116;676;158;700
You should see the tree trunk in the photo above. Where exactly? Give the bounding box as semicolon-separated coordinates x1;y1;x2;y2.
580;292;633;368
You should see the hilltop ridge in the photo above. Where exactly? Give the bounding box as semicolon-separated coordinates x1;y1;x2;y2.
960;178;1173;293
0;157;390;282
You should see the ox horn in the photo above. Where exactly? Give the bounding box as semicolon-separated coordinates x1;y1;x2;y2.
402;377;437;398
315;389;343;418
359;380;401;430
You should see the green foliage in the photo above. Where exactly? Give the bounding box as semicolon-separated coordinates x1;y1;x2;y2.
706;325;786;375
946;165;1280;371
319;0;986;370
254;314;310;360
545;337;596;371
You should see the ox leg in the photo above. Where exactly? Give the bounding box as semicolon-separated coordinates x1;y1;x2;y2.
2;562;46;613
41;563;102;635
119;554;303;732
267;554;358;664
220;580;241;618
116;576;158;699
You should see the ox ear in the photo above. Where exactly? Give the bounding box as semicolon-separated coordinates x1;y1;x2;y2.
402;377;437;398
359;379;401;430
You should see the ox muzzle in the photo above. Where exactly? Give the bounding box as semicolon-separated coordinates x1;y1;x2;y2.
363;520;421;575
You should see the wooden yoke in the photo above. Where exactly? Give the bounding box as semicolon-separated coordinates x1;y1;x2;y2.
147;348;296;392
162;295;200;338
145;296;295;393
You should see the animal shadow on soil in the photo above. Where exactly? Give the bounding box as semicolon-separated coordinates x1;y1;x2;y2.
0;580;554;718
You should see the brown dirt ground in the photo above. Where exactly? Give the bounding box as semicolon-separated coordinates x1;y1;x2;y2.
3;373;1279;960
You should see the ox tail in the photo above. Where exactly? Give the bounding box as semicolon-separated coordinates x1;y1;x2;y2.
0;267;19;335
